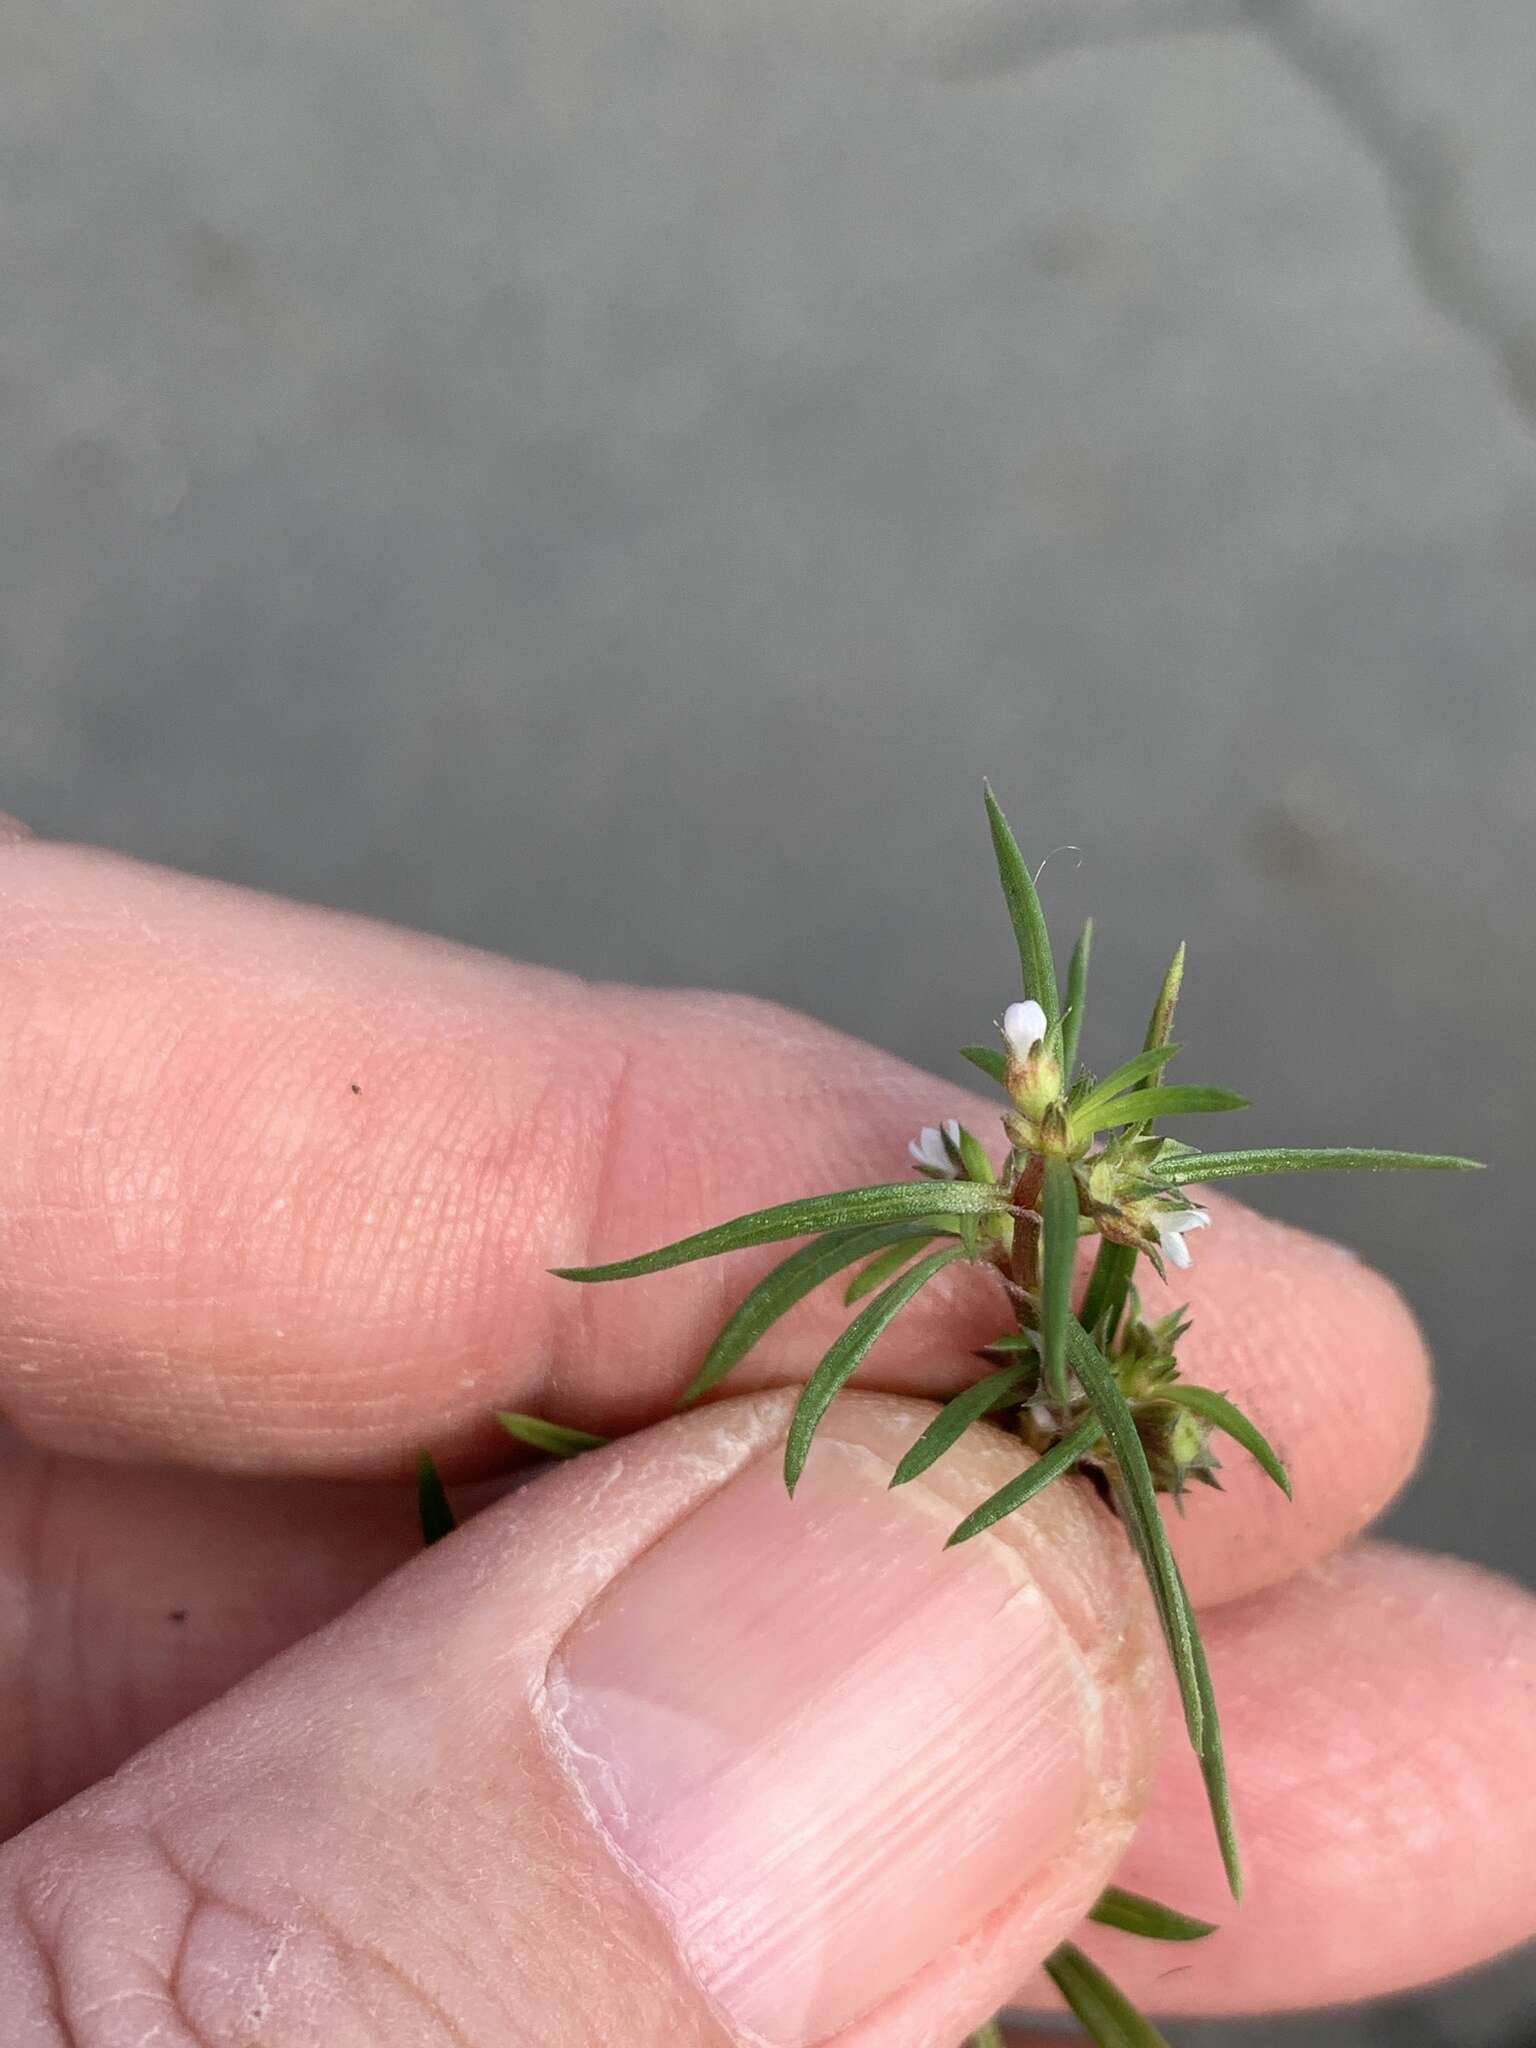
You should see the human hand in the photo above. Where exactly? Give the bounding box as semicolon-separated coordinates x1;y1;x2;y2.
0;826;1532;2046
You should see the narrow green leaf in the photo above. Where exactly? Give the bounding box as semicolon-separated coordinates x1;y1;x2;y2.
1062;917;1093;1076
675;1224;941;1405
952;1123;996;1184
946;1412;1102;1545
416;1452;456;1547
1158;1146;1483;1186
1123;941;1187;1142
1040;1155;1079;1403
1087;1085;1249;1132
496;1412;610;1457
1175;1548;1242;1898
1067;1321;1203;1751
961;1043;1008;1086
1072;1044;1183;1123
842;1231;941;1309
1046;1942;1175;2047
1104;1448;1240;1895
891;1363;1034;1487
1161;1385;1292;1497
1144;942;1186;1056
1111;1468;1201;1754
1108;1483;1241;1897
983;784;1060;1029
1089;1885;1218;1943
978;1329;1037;1353
1078;1239;1137;1343
552;1180;1010;1282
785;1246;967;1492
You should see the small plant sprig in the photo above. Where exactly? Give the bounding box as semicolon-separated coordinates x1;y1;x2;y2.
422;787;1478;2047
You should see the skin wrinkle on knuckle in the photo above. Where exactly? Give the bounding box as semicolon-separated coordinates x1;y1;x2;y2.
5;1815;480;2048
8;1824;207;2048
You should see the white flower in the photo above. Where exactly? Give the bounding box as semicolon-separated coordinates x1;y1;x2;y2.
908;1120;962;1176
1157;1206;1210;1270
1002;998;1047;1064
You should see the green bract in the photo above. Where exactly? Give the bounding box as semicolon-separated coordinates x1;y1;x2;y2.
423;789;1478;2048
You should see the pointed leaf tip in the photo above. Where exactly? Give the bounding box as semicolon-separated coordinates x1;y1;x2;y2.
416;1451;457;1547
1089;1885;1219;1943
496;1412;609;1457
1062;917;1093;1076
552;1180;1008;1283
983;786;1060;1029
891;1360;1033;1488
1144;942;1186;1054
945;1411;1102;1546
960;1043;1008;1086
1159;1146;1482;1186
1162;1384;1292;1497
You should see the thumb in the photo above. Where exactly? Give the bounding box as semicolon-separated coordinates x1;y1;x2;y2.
0;1391;1161;2047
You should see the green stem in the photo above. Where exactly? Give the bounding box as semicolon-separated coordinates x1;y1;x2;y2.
1079;1236;1135;1339
968;2023;1007;2048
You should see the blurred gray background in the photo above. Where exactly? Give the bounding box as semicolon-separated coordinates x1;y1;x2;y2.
2;0;1533;2039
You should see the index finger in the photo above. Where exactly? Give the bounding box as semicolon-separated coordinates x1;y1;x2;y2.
0;841;1430;1600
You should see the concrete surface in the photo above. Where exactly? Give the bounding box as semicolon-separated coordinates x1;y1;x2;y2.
2;1;1534;2039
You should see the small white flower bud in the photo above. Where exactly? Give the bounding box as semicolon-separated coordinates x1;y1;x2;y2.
1002;999;1047;1064
1157;1206;1210;1270
908;1124;960;1177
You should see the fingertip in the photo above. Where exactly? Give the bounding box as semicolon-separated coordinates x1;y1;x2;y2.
1080;1541;1536;2013
1164;1195;1433;1606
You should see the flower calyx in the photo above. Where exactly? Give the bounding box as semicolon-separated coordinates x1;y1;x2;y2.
1001;997;1065;1125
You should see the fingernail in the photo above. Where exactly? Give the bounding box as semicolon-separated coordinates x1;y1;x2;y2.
544;1421;1093;2045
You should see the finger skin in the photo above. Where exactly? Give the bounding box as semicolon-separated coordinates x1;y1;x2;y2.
0;839;1428;1611
1017;1542;1536;2015
0;1392;1162;2048
0;1431;421;1839
6;1446;1535;2022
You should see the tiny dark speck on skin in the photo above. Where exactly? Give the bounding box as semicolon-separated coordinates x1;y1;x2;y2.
350;1082;362;1094
167;1609;188;1624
